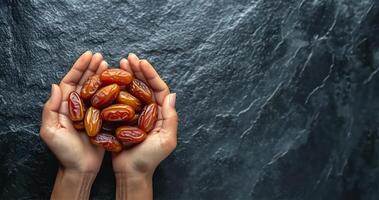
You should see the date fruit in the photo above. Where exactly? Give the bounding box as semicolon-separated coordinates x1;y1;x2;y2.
80;75;102;100
73;121;85;131
117;91;142;111
101;104;135;121
84;107;102;136
90;133;122;152
68;91;85;121
128;79;153;104
66;59;162;151
138;103;158;133
116;126;147;147
100;69;133;85
91;83;120;108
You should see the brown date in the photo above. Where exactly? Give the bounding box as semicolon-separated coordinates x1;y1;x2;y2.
101;104;135;121
80;75;102;100
90;133;122;152
91;83;120;108
84;107;102;136
117;91;142;111
73;121;85;131
68;91;85;121
100;69;133;85
116;126;147;147
128;79;153;104
138;103;158;133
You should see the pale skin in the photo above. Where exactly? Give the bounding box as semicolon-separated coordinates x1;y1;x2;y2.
40;51;178;200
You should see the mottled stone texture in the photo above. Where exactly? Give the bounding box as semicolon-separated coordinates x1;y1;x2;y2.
0;0;378;199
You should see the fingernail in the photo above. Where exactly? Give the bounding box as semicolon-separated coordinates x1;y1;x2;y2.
50;84;54;95
102;60;108;66
84;50;92;55
50;84;57;97
169;93;176;108
94;52;103;58
129;53;139;59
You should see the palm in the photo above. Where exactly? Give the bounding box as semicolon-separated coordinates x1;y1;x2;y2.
41;52;107;173
112;106;173;173
50;114;104;172
112;54;177;174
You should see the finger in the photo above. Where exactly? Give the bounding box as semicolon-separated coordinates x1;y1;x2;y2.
78;52;103;87
140;59;170;105
154;106;163;128
119;58;133;75
60;51;93;100
161;93;178;137
96;60;108;74
41;84;62;134
58;100;73;128
128;53;146;82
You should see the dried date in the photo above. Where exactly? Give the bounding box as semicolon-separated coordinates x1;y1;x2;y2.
84;107;102;136
91;83;120;108
117;91;142;111
138;103;158;133
100;69;133;85
90;133;122;152
116;126;147;147
68;91;85;121
80;75;102;100
128;79;153;104
101;104;135;121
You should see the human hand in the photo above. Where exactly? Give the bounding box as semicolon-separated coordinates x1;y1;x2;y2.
112;54;178;199
40;51;108;199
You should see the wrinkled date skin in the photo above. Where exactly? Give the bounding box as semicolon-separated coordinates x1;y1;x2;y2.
90;133;122;152
138;103;158;133
100;69;133;85
128;79;153;104
101;104;135;121
91;83;120;108
84;107;102;137
116;126;147;147
117;91;142;111
80;75;102;100
73;121;85;131
68;92;85;121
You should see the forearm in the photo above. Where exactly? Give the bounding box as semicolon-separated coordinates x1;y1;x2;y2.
51;167;96;200
115;172;153;200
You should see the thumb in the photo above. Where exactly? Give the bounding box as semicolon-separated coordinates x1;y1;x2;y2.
41;84;62;136
161;93;178;137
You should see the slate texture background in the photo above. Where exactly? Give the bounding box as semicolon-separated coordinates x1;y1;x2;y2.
1;0;379;199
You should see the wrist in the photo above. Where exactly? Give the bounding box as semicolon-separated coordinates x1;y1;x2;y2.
113;162;156;179
115;172;153;200
51;167;96;200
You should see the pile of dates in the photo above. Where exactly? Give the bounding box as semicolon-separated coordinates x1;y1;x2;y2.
68;68;157;152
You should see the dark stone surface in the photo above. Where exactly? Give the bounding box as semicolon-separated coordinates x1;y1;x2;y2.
1;0;379;199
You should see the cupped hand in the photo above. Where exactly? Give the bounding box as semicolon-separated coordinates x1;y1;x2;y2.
40;51;108;174
112;53;178;177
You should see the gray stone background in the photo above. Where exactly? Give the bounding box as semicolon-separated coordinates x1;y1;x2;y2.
1;0;379;199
